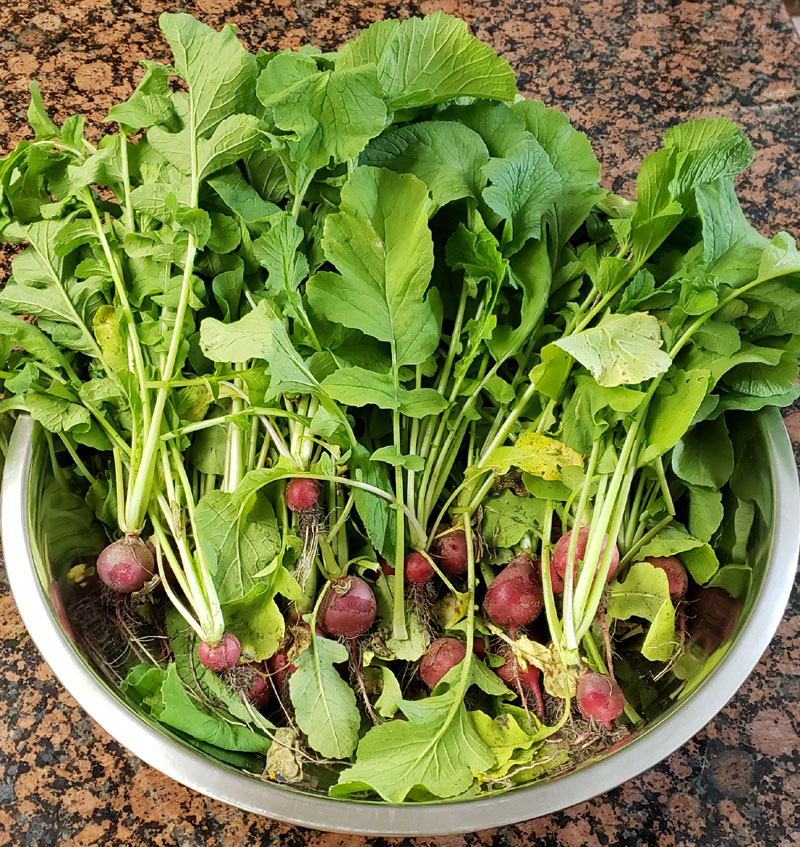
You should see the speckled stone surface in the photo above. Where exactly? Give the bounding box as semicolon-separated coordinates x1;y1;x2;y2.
1;1;799;845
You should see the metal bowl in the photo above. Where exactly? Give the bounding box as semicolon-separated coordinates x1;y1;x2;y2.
2;411;798;835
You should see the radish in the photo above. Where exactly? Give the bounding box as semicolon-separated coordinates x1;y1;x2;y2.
472;636;487;659
97;535;155;593
268;649;293;690
242;663;271;708
404;551;435;586
419;637;467;689
285;477;320;513
198;632;241;672
319;575;377;639
551;527;620;594
690;586;742;654
576;672;625;728
483;553;544;636
644;556;688;599
495;652;544;716
378;555;395;576
432;527;469;575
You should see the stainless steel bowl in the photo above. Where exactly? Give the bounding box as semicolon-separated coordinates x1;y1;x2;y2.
2;411;798;836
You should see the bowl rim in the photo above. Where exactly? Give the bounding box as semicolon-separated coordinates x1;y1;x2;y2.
2;411;798;836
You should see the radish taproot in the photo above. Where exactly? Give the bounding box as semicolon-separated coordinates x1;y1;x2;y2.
576;672;625;728
198;633;241;672
97;535;155;593
484;553;544;636
551;527;620;594
419;637;467;689
319;575;377;638
644;556;689;598
495;652;545;716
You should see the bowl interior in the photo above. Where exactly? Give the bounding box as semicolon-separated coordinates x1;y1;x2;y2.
3;409;797;834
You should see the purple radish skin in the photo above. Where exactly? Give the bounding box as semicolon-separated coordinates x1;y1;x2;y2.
484;553;544;635
420;637;467;689
551;528;620;595
645;556;689;598
432;529;469;576
577;672;625;728
405;551;435;586
319;575;377;639
198;633;241;672
285;478;320;513
97;535;155;593
496;652;545;716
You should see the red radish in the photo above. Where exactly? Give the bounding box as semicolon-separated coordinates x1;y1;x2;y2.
420;637;467;689
242;663;271;708
285;478;320;513
49;580;75;640
551;527;620;594
378;555;395;576
319;575;377;639
689;586;742;654
268;649;294;690
495;652;544;716
484;553;544;636
97;535;155;593
576;672;625;728
405;551;435;586
472;637;487;659
432;528;469;576
198;633;241;672
645;556;689;599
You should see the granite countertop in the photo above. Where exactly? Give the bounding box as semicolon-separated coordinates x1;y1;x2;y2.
1;0;800;844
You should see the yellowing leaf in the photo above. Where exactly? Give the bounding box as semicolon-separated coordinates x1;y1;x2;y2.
264;727;304;784
511;635;577;699
484;431;584;481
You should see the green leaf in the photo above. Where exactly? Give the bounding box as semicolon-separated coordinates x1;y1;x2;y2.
252;211;309;295
136;663;271;754
679;543;720;584
257;53;386;169
638;523;704;558
27;82;58;140
208;166;280;223
105;61;175;131
321;366;398;409
350;443;394;561
695;177;761;267
21;393;91;434
374;665;403;718
289;636;361;758
688;486;724;543
482;490;545;548
483;136;562;252
308;166;438;366
360;121;489;208
332;687;493;802
158;13;258;137
337;13;516;110
370;445;425;472
672;417;734;488
553;312;672;387
641;368;710;463
194;488;282;604
607;562;677;662
470;711;537;773
0;312;71;373
221;583;285;662
663;118;754;200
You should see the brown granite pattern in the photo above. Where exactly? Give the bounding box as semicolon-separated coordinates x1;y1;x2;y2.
1;0;800;844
